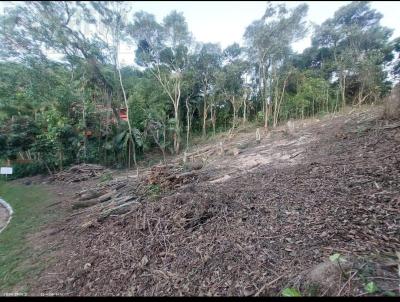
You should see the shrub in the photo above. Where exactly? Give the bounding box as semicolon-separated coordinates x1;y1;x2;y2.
383;83;400;120
8;162;48;179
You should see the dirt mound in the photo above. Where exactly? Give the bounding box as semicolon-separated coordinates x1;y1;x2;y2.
32;106;400;296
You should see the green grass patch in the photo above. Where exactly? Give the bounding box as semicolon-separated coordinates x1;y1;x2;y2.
0;181;57;294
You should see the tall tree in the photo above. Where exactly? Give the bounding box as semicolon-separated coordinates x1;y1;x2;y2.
192;43;222;137
244;2;308;129
313;1;394;107
128;10;192;153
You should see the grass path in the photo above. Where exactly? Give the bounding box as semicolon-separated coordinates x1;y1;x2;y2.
0;181;57;294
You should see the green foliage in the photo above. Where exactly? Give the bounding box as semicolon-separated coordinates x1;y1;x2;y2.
329;253;342;262
100;172;113;183
9;162;48;179
364;281;379;294
0;1;397;177
282;288;302;297
146;183;162;198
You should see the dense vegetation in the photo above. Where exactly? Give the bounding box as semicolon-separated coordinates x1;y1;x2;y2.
0;1;399;176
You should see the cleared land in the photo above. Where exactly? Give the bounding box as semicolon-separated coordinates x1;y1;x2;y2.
3;105;400;296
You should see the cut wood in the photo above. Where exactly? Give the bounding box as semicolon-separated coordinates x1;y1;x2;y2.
185;161;203;171
78;190;106;201
114;196;137;205
98;190;117;203
72;199;100;209
98;200;140;222
166;171;197;181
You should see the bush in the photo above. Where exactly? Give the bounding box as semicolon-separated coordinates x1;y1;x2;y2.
383;83;400;119
8;162;48;179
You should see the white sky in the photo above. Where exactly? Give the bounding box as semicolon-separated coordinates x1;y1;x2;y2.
1;1;399;66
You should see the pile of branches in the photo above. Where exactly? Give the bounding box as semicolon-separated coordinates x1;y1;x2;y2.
71;177;144;220
147;164;199;190
53;164;108;183
69;163;201;222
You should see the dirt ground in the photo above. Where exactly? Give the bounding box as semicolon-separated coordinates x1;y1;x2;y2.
15;105;400;296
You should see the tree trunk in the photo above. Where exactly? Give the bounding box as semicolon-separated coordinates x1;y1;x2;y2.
243;97;247;124
117;59;136;168
83;100;87;162
211;104;216;136
59;148;63;172
263;65;269;129
173;102;180;154
202;99;207;138
202;84;208;138
232;96;236;130
274;73;288;127
185;96;191;149
174;78;181;154
115;17;136;168
341;72;346;109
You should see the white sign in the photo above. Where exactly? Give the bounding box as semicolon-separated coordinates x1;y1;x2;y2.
0;167;13;175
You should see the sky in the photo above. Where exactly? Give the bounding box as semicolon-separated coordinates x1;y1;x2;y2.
1;1;399;66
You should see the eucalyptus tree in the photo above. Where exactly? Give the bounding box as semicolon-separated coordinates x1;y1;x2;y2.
0;1;114;92
215;44;248;130
391;37;400;80
180;59;202;147
91;1;141;167
0;1;120;164
243;2;308;129
191;43;222;137
313;1;394;107
128;10;192;154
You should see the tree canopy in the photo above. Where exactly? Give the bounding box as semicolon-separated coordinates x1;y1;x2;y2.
0;1;398;176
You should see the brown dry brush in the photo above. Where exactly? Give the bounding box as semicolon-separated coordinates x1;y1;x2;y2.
383;83;400;120
52;164;109;183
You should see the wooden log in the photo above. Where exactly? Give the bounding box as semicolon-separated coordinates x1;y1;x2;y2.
184;145;214;158
98;200;140;222
185;161;203;171
114;196;137;205
110;182;127;191
78;189;106;201
97;190;116;203
165;171;197;181
72;199;100;209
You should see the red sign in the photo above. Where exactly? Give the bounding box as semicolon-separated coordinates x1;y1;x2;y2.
119;108;128;121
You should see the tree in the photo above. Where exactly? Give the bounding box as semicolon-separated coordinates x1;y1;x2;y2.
313;1;394;107
244;2;308;129
216;45;247;130
93;1;139;167
191;43;222;137
128;10;192;154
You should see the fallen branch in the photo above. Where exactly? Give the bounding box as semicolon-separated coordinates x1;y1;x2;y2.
337;270;358;296
254;274;286;297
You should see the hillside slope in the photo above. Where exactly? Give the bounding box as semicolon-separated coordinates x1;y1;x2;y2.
28;105;400;296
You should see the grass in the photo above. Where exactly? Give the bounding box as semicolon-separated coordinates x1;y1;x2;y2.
0;181;57;294
146;183;162;199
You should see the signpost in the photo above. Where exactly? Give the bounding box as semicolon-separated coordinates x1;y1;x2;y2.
0;167;13;181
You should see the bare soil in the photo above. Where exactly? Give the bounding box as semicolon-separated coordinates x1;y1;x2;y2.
17;105;400;296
